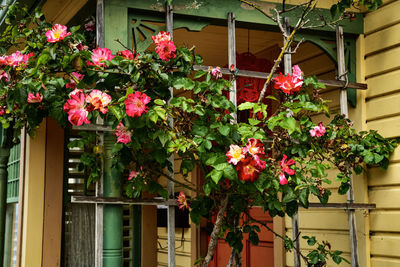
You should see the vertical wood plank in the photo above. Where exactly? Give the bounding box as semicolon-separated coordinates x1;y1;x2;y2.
228;12;237;122
42;118;65;267
336;26;359;267
96;0;105;48
166;4;176;267
16;127;26;267
283;17;301;267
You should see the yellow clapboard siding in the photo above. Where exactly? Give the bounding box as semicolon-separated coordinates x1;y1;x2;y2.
364;0;400;34
366;69;400;99
389;146;400;162
369;187;400;209
365;23;400;55
370;211;400;232
366;92;400;121
321;89;340;108
292;42;324;65
285;210;349;230
368;163;400;186
365;46;400;78
371;257;400;267
158;250;191;267
286;230;351;253
371;234;400;257
308;191;347;203
367;115;400;138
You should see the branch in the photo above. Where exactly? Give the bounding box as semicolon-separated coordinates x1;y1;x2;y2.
226;248;235;267
148;168;201;194
202;196;229;267
239;0;277;22
114;38;133;52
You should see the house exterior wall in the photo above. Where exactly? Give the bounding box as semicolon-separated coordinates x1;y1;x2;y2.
362;1;400;266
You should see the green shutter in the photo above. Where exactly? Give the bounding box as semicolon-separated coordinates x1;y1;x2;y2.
6;144;20;204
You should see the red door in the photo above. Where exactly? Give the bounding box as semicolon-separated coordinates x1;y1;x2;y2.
209;207;274;267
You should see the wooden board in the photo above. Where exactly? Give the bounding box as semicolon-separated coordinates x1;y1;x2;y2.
365;46;400;78
366;92;400;121
364;0;400;34
370;211;400;232
371;234;400;258
368;163;400;186
285;210;349;230
371;257;400;267
366;69;400;99
369;187;400;209
365;23;400;56
367;115;400;138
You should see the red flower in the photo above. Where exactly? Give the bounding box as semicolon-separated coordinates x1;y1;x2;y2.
5;51;33;67
0;70;9;82
177;191;189;210
84;21;95;31
210;67;222;79
27;92;43;103
64;90;90;126
67;109;90;126
125;91;151;118
243;138;265;157
155;40;176;61
279;154;295;176
117;50;134;60
236;156;266;182
45;24;71;43
114;122;132;144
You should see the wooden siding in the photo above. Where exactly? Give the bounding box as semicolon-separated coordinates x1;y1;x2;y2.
364;1;400;265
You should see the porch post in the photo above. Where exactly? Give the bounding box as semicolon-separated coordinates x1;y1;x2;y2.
103;133;123;267
0;127;12;267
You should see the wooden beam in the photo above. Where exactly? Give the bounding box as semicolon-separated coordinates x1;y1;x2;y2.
71;196;177;206
305;203;376;210
193;65;367;90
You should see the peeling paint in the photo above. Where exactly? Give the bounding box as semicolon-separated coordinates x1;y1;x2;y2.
240;0;276;17
150;3;165;12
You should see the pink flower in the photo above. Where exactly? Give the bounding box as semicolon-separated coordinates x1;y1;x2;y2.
45;24;71;43
89;47;115;67
117;50;134;60
114;122;132;144
309;122;326;137
66;72;85;88
226;144;245;165
279;173;288;185
151;31;171;45
64;90;90;126
0;56;6;65
86;90;112;114
84;21;95;31
0;71;9;82
67;109;90;126
155;40;176;61
5;51;33;67
27;92;43;103
0;107;4;115
210;67;222;79
177;191;189;210
125;91;151;117
292;65;303;79
273;74;303;95
243;138;265;157
128;170;139;180
279;154;295;176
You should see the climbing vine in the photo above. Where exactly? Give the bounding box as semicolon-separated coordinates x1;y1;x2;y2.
0;1;395;266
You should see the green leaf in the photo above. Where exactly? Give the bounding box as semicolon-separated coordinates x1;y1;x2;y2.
218;125;230;136
238;102;254;111
109;105;124;121
249;231;259;245
154;99;165;105
194;70;206;79
210;169;223;184
248;119;261;126
223;164;237;180
299;188;309;208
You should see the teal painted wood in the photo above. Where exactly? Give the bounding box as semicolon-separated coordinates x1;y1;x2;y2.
2;205;13;267
6;144;20;204
103;133;123;267
109;0;363;34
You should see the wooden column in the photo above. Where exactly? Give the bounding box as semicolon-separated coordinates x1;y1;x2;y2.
228;12;237;122
283;17;301;267
42;118;65;267
103;133;123;267
166;4;176;267
336;26;359;267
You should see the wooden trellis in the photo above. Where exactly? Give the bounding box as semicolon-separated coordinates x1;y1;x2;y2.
71;3;374;267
